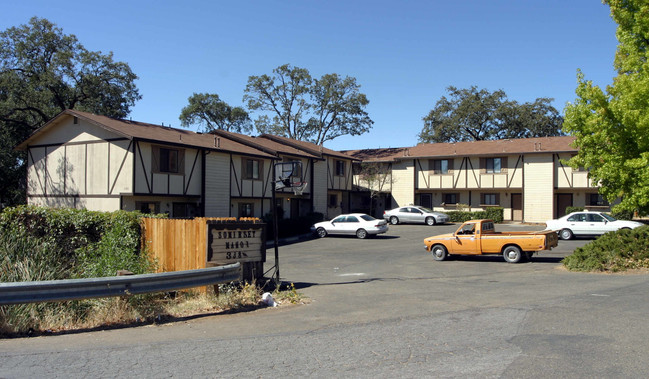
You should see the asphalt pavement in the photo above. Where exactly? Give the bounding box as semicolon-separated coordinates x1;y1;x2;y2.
2;223;649;377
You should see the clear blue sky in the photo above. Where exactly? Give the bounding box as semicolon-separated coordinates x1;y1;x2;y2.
2;1;618;151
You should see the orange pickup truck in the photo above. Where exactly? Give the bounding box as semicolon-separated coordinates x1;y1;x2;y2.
424;219;558;263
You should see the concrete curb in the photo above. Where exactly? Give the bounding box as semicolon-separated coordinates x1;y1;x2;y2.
265;232;314;249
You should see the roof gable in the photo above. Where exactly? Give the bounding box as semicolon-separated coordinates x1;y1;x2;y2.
16;110;276;159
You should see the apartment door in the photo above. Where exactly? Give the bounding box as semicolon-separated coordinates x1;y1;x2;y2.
556;194;573;218
511;193;523;221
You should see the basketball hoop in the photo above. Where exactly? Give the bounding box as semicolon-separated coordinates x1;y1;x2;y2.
291;182;308;196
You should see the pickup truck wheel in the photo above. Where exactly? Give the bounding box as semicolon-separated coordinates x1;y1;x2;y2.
559;229;573;240
356;229;368;239
316;227;327;238
431;245;448;261
503;245;522;263
389;216;399;225
425;217;436;226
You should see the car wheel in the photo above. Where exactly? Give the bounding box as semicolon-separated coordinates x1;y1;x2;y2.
503;245;522;263
356;229;368;239
389;216;399;225
431;245;448;261
425;216;436;226
559;229;573;240
316;227;327;238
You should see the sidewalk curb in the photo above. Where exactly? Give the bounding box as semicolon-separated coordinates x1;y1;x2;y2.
265;233;314;249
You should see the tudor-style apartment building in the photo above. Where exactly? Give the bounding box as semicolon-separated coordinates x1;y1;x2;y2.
16;110;356;220
17;110;603;223
346;136;601;223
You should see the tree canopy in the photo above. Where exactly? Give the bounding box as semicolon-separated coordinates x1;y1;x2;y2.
244;64;373;145
0;17;140;206
564;0;649;214
419;86;563;143
179;93;251;133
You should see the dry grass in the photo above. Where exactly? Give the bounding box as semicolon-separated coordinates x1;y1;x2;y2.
1;282;308;336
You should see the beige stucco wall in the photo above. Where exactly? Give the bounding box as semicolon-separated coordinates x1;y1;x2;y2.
391;159;415;208
422;155;523;190
25;116;133;209
523;154;555;222
327;156;353;191
133;141;202;196
228;155;273;198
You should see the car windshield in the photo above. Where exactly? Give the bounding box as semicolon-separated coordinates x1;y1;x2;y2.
418;207;434;213
360;215;376;221
602;213;617;222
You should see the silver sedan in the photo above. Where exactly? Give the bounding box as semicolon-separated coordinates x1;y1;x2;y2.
383;206;449;225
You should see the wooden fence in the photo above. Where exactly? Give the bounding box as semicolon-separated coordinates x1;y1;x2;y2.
141;217;262;273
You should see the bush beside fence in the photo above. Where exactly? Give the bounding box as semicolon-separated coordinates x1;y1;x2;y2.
446;207;504;223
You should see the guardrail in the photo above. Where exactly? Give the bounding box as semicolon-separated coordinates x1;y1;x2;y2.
0;263;241;306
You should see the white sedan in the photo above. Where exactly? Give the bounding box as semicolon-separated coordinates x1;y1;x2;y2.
545;211;644;240
311;213;389;239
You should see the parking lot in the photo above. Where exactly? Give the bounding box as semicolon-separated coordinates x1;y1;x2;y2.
269;222;591;323
4;222;649;377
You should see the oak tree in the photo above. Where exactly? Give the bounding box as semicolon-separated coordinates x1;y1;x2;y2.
0;17;140;205
244;64;373;145
419;86;563;143
179;93;251;133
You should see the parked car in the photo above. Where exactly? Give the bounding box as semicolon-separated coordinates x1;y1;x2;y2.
311;213;389;239
383;206;449;225
424;219;558;263
545;211;644;240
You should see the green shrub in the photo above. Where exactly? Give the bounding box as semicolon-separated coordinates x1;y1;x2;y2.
75;211;156;278
446;207;502;223
0;206;160;335
562;226;649;272
611;209;635;221
565;206;585;214
485;207;504;222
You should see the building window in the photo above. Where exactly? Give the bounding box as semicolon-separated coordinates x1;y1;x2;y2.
243;159;262;180
173;202;199;218
335;160;345;176
430;159;452;174
153;146;184;174
481;193;500;206
160;148;179;173
588;194;609;206
238;203;254;217
136;202;159;214
485;158;501;174
443;193;458;205
329;194;338;207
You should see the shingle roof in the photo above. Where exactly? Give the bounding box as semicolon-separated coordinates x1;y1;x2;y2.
260;134;359;161
341;147;410;162
16;110;276;159
405;136;577;158
343;136;577;162
210;129;322;160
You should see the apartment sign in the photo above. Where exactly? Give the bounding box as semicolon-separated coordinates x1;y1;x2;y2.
206;222;266;265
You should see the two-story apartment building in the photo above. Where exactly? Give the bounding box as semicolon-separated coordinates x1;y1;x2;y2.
16;110;357;219
16;110;279;218
345;136;601;223
248;134;358;219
